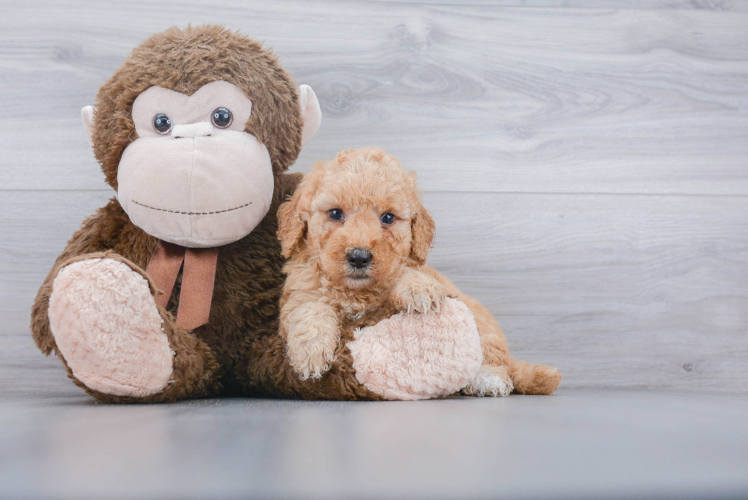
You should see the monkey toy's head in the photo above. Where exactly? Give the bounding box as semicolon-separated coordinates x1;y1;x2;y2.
82;25;321;248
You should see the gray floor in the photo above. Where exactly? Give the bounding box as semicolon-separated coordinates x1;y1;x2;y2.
0;388;745;500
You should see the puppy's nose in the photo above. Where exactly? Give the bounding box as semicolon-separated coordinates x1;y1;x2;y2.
347;248;372;269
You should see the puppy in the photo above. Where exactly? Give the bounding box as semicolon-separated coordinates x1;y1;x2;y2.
277;148;561;396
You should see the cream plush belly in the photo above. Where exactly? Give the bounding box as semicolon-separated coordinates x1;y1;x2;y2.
347;298;483;401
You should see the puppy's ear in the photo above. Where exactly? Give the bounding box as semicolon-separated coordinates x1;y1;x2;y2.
409;208;435;265
278;190;307;259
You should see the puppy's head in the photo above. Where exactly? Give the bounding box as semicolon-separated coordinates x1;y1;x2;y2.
278;147;434;290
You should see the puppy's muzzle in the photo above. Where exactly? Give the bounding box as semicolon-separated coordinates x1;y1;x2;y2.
347;248;372;270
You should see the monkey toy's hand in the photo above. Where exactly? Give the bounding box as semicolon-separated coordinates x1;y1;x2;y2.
391;267;448;314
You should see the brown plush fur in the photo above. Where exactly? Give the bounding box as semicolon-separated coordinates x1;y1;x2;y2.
31;26;378;402
277;148;562;396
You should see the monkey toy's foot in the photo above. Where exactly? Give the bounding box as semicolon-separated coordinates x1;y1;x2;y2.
48;258;174;398
347;298;483;400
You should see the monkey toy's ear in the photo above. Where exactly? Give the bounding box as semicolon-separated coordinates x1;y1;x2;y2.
81;105;95;147
297;85;321;146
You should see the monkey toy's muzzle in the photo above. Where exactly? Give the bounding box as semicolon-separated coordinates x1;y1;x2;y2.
117;127;274;248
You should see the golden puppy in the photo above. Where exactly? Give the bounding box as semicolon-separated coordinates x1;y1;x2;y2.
277;147;561;396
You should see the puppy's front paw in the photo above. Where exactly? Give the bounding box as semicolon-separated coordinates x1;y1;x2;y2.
392;271;447;314
286;319;340;380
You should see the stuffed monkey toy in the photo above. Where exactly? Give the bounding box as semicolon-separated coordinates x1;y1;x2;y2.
31;25;493;402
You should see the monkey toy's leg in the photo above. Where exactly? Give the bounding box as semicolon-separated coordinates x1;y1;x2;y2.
32;252;220;403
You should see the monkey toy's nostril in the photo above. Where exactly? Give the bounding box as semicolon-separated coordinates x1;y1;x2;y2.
347;248;372;270
172;122;214;139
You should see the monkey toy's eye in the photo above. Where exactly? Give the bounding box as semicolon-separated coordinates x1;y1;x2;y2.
328;209;344;221
152;114;172;135
211;107;233;129
380;212;396;225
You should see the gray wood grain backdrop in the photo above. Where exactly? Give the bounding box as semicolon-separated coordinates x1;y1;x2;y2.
1;0;746;395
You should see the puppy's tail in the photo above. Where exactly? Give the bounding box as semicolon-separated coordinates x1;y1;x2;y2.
508;359;562;395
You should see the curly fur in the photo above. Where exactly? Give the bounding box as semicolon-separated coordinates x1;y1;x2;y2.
278;148;562;396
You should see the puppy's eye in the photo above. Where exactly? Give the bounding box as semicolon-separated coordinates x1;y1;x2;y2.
153;114;172;135
211;107;233;129
328;208;344;221
380;212;396;225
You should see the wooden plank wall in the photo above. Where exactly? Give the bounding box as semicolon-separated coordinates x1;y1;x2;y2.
1;0;746;394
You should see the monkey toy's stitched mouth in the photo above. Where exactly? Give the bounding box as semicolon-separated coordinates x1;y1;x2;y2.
132;200;252;216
